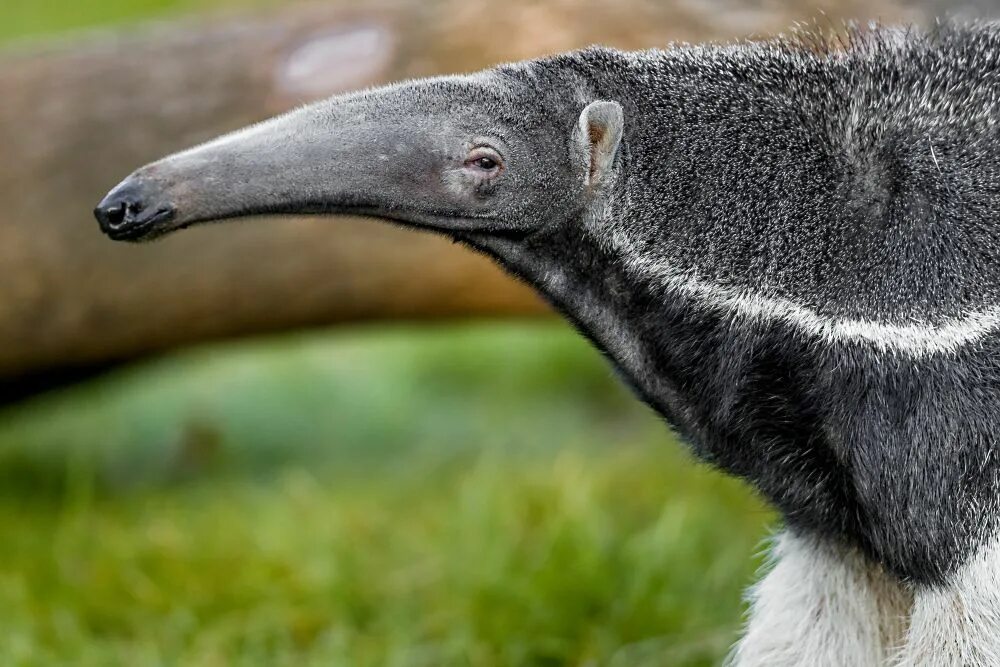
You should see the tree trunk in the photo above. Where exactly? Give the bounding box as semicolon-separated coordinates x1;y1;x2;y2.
0;0;916;382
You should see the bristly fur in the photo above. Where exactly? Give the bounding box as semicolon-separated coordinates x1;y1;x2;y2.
466;21;1000;585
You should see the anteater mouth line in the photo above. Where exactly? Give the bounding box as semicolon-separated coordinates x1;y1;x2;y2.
104;207;177;242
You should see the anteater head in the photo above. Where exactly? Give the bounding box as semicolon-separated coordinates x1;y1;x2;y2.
94;62;624;243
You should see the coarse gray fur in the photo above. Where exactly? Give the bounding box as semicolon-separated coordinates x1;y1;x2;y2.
95;21;1000;663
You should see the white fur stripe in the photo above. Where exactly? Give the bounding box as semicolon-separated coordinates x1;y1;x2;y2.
616;247;998;356
661;269;998;356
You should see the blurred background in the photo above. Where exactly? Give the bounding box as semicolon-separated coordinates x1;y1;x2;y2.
0;0;989;665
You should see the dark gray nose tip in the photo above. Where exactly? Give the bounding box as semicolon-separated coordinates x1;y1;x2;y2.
93;200;133;229
94;178;176;241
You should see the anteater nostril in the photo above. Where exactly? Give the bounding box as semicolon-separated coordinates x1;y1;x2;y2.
100;201;128;227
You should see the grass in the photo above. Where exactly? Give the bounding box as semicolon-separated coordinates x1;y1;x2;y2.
0;0;277;44
0;4;774;665
0;324;773;666
0;435;767;666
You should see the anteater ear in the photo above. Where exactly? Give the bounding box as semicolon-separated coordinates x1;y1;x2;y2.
576;100;624;187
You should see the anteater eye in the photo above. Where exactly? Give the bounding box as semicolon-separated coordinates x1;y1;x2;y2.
464;147;503;174
474;157;497;170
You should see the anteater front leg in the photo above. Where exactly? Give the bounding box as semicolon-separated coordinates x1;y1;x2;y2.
892;538;1000;667
728;531;910;667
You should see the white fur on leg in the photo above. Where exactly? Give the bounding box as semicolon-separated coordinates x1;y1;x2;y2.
729;531;912;667
893;538;1000;667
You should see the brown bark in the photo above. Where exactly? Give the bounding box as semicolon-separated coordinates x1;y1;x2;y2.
0;0;917;380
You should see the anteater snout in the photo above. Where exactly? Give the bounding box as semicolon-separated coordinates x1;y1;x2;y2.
94;176;176;242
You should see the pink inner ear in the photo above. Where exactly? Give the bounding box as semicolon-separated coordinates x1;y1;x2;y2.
587;122;606;181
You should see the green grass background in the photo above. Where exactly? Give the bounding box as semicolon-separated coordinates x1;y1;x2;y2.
0;3;774;665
